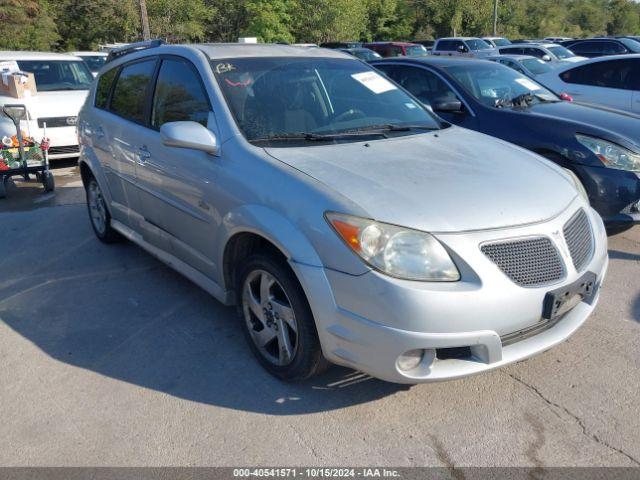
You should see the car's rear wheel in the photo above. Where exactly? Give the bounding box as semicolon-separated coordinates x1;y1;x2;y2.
86;177;120;243
237;254;329;381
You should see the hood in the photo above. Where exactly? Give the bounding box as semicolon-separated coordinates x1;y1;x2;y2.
0;90;89;120
472;49;497;58
526;101;640;149
265;127;577;233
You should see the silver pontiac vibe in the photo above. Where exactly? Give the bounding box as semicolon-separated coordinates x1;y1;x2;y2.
77;43;608;383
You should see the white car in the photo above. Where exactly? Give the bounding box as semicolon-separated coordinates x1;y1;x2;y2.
482;36;512;48
498;43;587;63
432;37;497;58
71;51;108;77
536;54;640;113
0;51;92;159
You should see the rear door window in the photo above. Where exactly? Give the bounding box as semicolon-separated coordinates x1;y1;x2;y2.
561;59;637;90
523;47;544;58
380;65;457;107
569;41;600;55
95;67;118;110
109;59;157;124
151;58;210;129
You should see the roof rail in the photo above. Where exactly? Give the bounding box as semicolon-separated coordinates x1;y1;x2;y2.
106;39;166;63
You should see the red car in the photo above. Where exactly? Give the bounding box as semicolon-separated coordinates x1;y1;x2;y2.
362;42;428;58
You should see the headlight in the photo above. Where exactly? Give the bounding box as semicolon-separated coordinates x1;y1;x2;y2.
326;213;460;282
563;168;589;203
576;134;640;172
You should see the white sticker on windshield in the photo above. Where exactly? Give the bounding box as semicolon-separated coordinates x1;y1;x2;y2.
351;71;397;94
515;77;542;91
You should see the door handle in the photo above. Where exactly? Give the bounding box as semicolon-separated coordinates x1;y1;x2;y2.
137;146;151;164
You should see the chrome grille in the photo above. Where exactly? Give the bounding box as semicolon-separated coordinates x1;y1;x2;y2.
37;116;77;128
481;237;565;287
48;145;80;156
563;209;594;272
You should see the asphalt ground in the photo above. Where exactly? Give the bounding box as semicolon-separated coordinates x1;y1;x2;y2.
0;165;638;467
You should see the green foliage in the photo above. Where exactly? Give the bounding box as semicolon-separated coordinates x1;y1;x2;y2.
290;0;368;43
0;0;58;50
146;0;213;42
1;0;639;52
51;0;139;50
242;0;294;43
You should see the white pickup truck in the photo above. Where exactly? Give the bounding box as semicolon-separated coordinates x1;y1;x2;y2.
0;51;92;160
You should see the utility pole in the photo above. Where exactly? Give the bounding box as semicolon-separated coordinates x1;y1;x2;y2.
139;0;151;41
492;0;498;36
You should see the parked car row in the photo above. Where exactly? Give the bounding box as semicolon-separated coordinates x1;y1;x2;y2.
371;56;639;233
73;41;620;386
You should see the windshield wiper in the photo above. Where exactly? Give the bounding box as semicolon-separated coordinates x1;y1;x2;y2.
496;92;560;109
348;124;439;135
251;131;388;143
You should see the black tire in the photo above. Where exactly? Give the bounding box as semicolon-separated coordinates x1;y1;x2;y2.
236;253;330;381
42;171;55;192
85;176;121;243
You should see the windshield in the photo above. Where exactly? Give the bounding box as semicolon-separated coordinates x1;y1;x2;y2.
620;38;640;52
547;46;575;59
405;45;428;57
492;38;511;47
212;57;441;145
467;39;493;51
521;58;552;74
443;63;559;107
80;55;107;73
16;60;93;91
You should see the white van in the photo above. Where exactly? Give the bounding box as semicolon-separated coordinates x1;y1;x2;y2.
0;51;92;160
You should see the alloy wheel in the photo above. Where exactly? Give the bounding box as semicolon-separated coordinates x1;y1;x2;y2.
242;269;299;366
88;181;107;235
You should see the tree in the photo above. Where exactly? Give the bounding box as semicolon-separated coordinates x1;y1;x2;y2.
291;0;368;43
607;0;640;34
146;0;213;42
51;0;139;50
0;0;58;50
242;0;294;43
204;0;249;42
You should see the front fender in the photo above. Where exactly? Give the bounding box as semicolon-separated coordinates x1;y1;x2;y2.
217;204;324;272
77;145;113;212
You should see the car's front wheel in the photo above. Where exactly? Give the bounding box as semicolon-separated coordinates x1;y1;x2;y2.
85;176;120;243
237;253;329;381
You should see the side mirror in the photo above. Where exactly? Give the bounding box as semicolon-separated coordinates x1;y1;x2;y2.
434;100;463;113
457;45;468;53
541;54;552;62
160;121;219;155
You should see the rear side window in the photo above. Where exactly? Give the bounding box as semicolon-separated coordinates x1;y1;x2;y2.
567;41;594;54
523;47;544;58
436;40;453;51
110;59;157;124
380;65;457;107
561;59;638;90
151;58;210;129
95;68;118;110
500;47;522;55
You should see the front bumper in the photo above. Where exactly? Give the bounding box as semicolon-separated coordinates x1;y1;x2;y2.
575;164;640;227
294;200;609;384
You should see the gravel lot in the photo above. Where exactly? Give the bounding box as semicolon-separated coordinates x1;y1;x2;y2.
0;166;638;467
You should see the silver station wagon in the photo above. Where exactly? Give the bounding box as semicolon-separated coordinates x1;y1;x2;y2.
77;42;608;383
